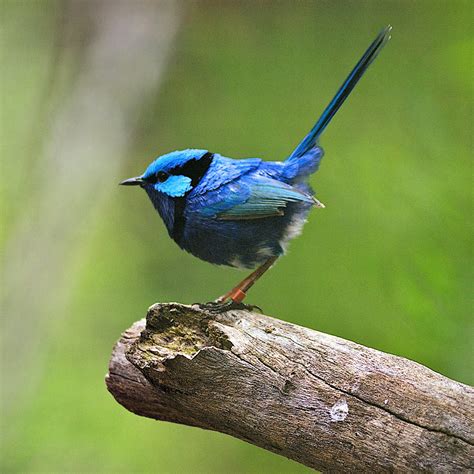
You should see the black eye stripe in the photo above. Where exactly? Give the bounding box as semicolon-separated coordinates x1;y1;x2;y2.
144;152;214;189
169;152;214;187
142;171;169;184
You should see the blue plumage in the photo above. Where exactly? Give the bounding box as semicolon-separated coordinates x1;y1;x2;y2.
121;26;391;306
183;154;318;268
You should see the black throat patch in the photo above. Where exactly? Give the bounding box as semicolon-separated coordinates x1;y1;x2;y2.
171;152;214;243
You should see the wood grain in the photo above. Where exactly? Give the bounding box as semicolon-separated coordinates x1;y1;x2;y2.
106;303;474;472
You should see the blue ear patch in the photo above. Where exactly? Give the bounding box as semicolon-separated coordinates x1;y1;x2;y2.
155;175;192;197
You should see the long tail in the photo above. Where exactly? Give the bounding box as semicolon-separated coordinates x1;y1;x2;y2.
288;25;392;160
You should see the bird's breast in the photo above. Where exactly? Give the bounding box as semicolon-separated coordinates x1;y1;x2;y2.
144;187;179;240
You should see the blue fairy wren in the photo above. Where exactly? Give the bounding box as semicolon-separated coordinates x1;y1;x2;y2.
121;26;391;309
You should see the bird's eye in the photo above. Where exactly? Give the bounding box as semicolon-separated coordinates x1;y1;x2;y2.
156;171;169;183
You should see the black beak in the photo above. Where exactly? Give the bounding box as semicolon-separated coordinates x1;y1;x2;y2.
119;177;143;186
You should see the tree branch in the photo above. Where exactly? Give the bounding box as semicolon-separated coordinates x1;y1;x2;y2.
106;303;473;471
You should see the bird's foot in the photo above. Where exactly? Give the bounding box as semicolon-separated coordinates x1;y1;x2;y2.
195;300;262;314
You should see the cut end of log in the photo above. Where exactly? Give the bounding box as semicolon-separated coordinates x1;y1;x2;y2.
131;303;235;363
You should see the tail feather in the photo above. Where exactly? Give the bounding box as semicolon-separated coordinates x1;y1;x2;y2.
288;25;392;161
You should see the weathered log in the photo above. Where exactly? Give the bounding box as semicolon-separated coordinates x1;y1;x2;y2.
106;303;473;472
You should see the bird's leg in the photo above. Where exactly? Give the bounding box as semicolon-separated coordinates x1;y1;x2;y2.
197;257;278;313
216;256;278;304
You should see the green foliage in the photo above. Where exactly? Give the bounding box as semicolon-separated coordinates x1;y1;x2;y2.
2;1;472;473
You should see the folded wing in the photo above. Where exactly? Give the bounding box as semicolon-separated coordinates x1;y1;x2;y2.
190;175;315;221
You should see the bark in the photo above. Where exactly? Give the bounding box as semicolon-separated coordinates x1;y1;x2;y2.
106;303;473;472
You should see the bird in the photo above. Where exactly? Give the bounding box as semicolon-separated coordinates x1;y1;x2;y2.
121;26;392;311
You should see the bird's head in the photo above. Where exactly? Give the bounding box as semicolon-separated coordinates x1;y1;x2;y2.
120;149;214;198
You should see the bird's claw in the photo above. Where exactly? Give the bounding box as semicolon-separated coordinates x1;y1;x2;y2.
194;300;263;314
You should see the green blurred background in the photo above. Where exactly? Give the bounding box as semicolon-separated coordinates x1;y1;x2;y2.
1;1;472;472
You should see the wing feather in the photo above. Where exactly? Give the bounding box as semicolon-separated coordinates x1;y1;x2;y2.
190;174;314;221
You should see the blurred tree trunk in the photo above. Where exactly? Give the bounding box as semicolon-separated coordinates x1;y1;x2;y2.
2;0;181;431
